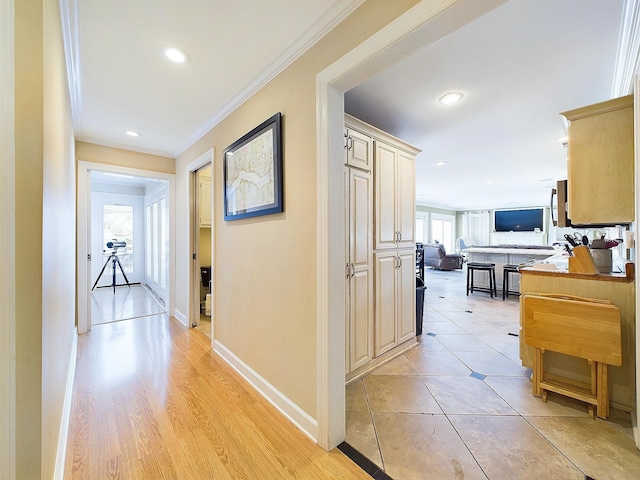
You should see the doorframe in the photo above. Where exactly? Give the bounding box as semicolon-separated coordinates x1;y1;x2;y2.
634;75;640;449
315;0;513;450
0;0;16;474
77;160;175;334
187;148;214;335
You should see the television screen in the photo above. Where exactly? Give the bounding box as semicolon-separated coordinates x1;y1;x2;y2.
494;208;543;232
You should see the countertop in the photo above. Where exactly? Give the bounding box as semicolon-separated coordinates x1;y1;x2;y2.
520;262;634;283
463;246;557;256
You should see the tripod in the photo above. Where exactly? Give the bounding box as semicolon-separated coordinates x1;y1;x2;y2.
92;249;131;294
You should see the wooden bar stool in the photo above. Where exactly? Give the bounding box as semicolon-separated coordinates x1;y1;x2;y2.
502;264;520;300
466;262;497;298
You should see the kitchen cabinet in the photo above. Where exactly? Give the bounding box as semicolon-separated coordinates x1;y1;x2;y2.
561;95;634;225
344;115;421;380
344;126;372;172
199;176;212;227
374;250;416;356
344;167;373;373
374;141;416;250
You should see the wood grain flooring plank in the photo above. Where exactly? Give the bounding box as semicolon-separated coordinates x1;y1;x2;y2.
64;315;371;479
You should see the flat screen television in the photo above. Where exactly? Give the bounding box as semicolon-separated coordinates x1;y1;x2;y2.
494;208;543;232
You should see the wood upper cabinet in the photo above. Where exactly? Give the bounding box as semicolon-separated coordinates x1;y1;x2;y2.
345;167;373;373
374;141;416;250
344;127;372;172
561;95;634;225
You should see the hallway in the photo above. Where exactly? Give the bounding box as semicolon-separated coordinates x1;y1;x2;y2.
63;314;369;479
346;267;640;479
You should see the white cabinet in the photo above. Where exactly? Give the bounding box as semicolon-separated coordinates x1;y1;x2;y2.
199;176;212;227
344;114;420;377
344;167;374;373
374;250;416;356
374;141;415;250
344;127;372;172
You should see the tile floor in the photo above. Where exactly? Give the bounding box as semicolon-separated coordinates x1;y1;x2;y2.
346;267;640;479
91;284;165;325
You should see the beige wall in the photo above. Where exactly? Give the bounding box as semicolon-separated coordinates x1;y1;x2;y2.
76;141;175;174
14;0;44;477
41;0;78;477
175;0;420;419
11;0;77;477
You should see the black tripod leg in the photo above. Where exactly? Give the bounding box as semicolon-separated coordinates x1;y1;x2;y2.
92;255;113;291
115;256;132;288
112;256;117;294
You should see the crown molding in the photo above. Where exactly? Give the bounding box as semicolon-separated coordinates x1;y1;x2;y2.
76;136;174;159
59;0;83;135
172;0;365;158
612;0;640;97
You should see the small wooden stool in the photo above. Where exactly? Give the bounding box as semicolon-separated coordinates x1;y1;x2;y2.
522;294;622;419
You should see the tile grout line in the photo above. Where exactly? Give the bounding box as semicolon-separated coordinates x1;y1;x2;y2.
362;377;387;473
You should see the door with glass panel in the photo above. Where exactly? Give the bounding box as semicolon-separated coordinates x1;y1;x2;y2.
91;192;144;288
144;183;168;301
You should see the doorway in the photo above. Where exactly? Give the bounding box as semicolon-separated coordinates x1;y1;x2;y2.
77;161;176;334
194;164;213;338
187;149;214;338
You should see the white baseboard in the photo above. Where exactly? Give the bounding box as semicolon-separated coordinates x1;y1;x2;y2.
213;340;318;443
53;328;78;480
173;308;188;326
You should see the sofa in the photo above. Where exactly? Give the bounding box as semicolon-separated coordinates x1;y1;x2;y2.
422;243;464;271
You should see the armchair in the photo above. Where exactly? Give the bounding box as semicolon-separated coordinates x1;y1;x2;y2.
422;243;463;271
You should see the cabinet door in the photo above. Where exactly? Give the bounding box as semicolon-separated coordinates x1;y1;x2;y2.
347;168;373;371
345;128;372;172
374;141;398;250
397;250;416;344
349;268;373;370
566;98;634;224
199;177;212;227
397;151;415;248
374;252;398;356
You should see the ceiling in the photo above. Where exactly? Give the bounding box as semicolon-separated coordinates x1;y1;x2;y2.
66;1;631;209
345;0;628;210
67;0;364;157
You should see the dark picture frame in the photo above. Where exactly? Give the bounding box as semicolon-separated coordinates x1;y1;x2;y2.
223;112;283;221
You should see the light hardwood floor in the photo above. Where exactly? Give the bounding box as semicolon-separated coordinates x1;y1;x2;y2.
64;315;369;479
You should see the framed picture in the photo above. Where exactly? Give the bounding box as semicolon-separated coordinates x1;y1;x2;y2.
223;112;283;221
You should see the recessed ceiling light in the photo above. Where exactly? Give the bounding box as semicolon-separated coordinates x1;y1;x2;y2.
163;47;190;63
439;92;464;105
125;130;140;137
435;161;446;166
557;136;568;143
486;180;493;184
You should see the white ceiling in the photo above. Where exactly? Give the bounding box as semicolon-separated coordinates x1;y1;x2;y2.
66;0;631;209
68;0;364;157
345;0;627;211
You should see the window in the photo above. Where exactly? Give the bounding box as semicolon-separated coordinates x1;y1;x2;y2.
431;213;455;253
415;212;428;244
